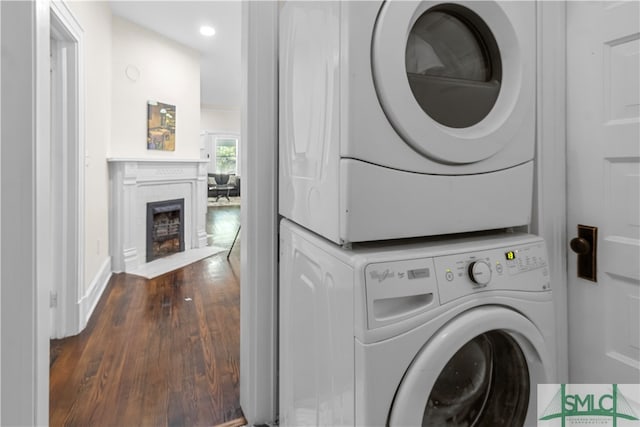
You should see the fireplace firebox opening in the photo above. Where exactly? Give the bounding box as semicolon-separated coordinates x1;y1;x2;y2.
146;198;185;262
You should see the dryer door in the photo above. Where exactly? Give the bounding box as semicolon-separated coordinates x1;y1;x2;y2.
388;306;551;426
372;1;534;164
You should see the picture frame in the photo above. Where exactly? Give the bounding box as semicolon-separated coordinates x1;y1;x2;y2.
147;101;176;151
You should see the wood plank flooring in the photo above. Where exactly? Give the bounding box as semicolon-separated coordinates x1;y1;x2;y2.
207;205;241;249
50;205;243;427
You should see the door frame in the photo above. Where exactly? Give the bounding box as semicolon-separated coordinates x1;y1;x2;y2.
239;1;279;424
49;0;85;339
1;1;3;421
533;1;569;382
0;0;51;424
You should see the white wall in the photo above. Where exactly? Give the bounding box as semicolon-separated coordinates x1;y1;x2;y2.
111;16;201;159
67;0;112;306
201;106;241;133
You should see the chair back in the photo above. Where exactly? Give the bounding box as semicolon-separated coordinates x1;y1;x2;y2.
213;173;230;185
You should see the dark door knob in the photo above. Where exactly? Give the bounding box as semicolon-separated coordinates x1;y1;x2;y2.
571;225;597;282
570;237;591;255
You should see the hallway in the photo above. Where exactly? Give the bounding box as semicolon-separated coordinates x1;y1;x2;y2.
50;206;242;427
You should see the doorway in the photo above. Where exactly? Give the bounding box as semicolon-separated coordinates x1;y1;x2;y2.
49;0;84;339
46;1;278;425
1;0;278;423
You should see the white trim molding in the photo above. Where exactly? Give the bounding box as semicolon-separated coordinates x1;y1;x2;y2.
240;1;279;424
0;1;3;420
79;257;112;330
49;0;86;339
532;1;568;383
1;1;50;424
108;158;209;273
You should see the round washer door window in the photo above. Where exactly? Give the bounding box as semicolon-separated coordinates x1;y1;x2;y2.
388;307;551;427
405;5;502;128
423;331;528;425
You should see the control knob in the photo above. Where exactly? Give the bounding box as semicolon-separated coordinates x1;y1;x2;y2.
468;260;492;286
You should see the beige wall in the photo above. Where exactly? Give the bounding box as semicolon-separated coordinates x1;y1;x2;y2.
67;0;112;298
111;16;201;159
201;107;241;134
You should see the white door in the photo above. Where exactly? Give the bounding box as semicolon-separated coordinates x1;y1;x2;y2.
566;1;640;383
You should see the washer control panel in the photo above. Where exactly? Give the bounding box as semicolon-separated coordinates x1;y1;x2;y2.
433;240;550;304
363;237;550;329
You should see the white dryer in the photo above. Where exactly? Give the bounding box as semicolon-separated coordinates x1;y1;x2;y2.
279;219;556;426
279;1;537;244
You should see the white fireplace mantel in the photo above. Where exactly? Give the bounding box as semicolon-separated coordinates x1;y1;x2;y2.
108;158;209;272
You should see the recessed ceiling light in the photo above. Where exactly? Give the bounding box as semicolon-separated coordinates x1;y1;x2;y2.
200;26;216;37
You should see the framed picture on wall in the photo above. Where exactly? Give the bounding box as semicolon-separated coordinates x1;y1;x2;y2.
147;101;176;151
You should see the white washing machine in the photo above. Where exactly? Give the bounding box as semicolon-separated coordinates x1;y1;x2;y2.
279;1;537;244
279;219;556;426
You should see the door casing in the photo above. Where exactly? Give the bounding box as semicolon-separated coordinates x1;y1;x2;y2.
533;1;569;382
49;0;85;339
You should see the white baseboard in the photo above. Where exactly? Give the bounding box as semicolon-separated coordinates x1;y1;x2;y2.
197;228;208;248
79;257;112;330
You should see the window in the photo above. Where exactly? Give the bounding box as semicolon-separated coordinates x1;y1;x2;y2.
215;137;238;174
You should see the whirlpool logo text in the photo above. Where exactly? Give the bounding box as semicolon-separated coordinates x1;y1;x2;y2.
538;384;640;426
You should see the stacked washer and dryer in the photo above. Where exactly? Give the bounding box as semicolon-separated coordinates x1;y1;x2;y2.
278;1;556;426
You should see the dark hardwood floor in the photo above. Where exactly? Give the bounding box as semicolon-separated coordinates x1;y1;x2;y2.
50;205;243;427
206;205;241;249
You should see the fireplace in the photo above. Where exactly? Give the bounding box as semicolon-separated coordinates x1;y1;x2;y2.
146;198;185;262
109;159;209;272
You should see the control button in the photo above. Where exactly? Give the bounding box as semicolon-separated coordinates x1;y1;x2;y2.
468;261;492;286
495;263;503;274
445;270;454;282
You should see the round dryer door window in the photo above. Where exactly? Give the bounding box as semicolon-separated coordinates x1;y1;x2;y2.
405;5;502;129
388;307;552;426
372;1;535;164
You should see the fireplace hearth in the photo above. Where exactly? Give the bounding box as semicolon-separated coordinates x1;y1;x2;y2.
147;199;185;262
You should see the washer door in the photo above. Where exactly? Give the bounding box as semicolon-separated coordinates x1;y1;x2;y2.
373;1;532;164
389;306;551;426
